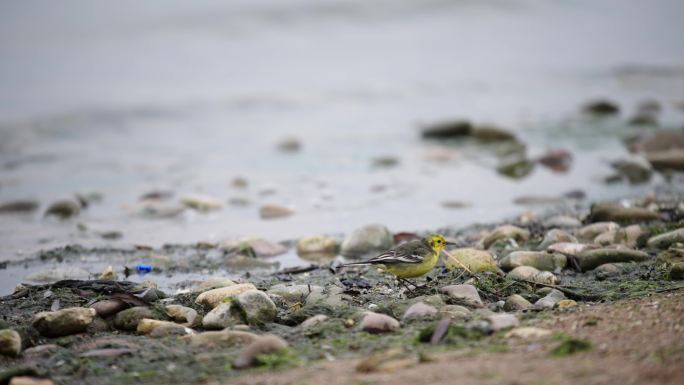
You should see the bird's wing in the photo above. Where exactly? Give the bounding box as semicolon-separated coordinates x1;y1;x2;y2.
367;248;425;265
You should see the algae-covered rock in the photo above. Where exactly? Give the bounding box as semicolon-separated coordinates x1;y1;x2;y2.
507;266;558;285
588;203;659;223
421;120;472;139
444;248;497;273
0;329;21;357
90;299;128;318
235;290;277;324
360;312;400;333
195;283;257;308
32;307;96;337
577;248;650;271
340;224;394;258
439;284;483;307
647;228;684;249
656;248;684;265
45;199;81;219
504;294;533;311
499;251;566;272
669;263;684;280
233;335;289;369
180;195;224;211
482;225;530;249
113;307;154;331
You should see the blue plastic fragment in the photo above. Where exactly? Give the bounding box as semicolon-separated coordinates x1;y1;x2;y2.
135;264;152;275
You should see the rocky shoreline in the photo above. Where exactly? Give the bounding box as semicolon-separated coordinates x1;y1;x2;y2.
1;192;683;385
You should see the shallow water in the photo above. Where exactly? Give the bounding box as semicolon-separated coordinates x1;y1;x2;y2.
1;0;684;293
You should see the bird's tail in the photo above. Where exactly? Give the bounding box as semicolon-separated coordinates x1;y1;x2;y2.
340;261;372;267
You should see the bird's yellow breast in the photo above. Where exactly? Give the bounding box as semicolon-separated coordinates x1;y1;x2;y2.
381;251;439;278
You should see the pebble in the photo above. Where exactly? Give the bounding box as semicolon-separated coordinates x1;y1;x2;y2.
439;284;483;307
538;229;578;250
180;195;224;211
267;284;323;304
470;125;517;142
557;299;578;309
487;313;519;332
300;315;329;329
202;302;242;330
594;225;647;248
183;330;259;348
610;156;653;184
340;224;394;258
669;263;684;280
421;119;472;139
582;99;620;115
32;307;96;337
543;216;582;229
136;319;190;335
113;307;154;331
234;335;289;369
401;302;438;322
482;225;530;249
646;149;684;171
507;266;558;285
656;248;684;265
44;199;81;219
647;228;684;249
276;137;301;152
0;200;39;213
259;204;294;219
534;289;566;309
227;238;287;258
360;312;400;333
195;283;257;308
496;157;535;179
577;222;620;241
499;251;567;272
536;149;573;172
444;248;497;273
438;305;471;320
504;327;551;339
90;299;128;318
594;263;626;279
0;329;21;357
9;378;54;385
296;235;338;256
504;294;533;311
546;242;597;255
588;203;659;223
165;305;200;327
577;248;650;271
235;290;277;324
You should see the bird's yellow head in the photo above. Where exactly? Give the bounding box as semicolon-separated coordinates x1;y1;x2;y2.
423;234;449;253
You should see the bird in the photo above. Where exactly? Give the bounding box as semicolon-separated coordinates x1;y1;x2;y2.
341;234;470;289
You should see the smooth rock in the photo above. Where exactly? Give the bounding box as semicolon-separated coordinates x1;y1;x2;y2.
340;224;394;258
499;251;566;272
635;131;684;153
259;204;294;219
267;284;324;304
646;149;684;171
202;302;242;330
165;305;199;327
669;263;684;280
557;299;578;309
26;267;91;283
276;137;301;152
507;266;558;285
193;278;236;293
439;284;483;307
577;222;620;241
180;195;223;211
444;248;497;273
195;283;257;308
583;99;619;115
0;329;21;357
90;299;128;318
610;156;653;184
482;225;530;249
504;294;533;311
0;200;39;213
113;307;154;331
505;327;552;339
577;248;650;271
543;216;582;229
235;290;277;324
44;199;81;219
234;335;289;369
534;289;566;309
497;157;535;179
401;302;438;322
296;235;338;256
421;120;472;139
360;312;400;333
438;305;471;320
647;228;684;249
536;149;573;172
594;263;626;279
183;330;259;348
32;307;96;337
594;225;647;248
300;315;329;329
487;313;519;332
588;203;659;223
546;242;597;255
538;229;577;250
470;125;516;142
137;319;188;335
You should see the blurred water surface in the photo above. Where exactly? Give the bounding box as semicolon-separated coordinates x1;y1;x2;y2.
1;0;684;260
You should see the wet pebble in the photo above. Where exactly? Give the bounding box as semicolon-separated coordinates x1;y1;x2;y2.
577;248;650;271
486;313;519;332
504;294;533;311
401;302;438;322
0;200;39;214
90;299;128;318
439;284;483;307
610;156;653;184
444;248;497;273
259;204;294;219
113;307;154;331
470;125;517;142
588;203;659;223
44;199;81;219
340;224;394;258
180;195;223;211
647;228;684;249
0;329;21;357
421;119;471;139
202;302;242;330
646;149;684;171
507;266;558;285
234;335;289;369
482;225;530;249
235;290;277;324
32;307;96;337
183;330;259;348
499;251;566;272
536;149;573;172
195;283;257;308
360;312;400;333
165;305;199;327
534;289;566;309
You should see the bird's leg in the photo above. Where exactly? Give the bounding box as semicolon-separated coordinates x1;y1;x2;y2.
442;250;473;274
397;278;416;292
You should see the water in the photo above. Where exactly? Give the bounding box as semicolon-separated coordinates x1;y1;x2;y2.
1;0;684;293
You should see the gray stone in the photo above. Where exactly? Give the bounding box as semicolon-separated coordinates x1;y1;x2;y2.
507;266;558;285
499;251;567;272
234;335;289;369
439;284;483;307
504;294;533;311
113;307;154;331
32;307;96;337
577;248;650;271
360;312;400;333
534;289;566;309
235;290;277;324
543;216;582;229
340;224;394;258
487;313;519;332
538;229;577;250
577;222;620;241
647;228;684;249
482;225;530;249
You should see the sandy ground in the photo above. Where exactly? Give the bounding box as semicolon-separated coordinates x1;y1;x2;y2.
226;290;684;385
